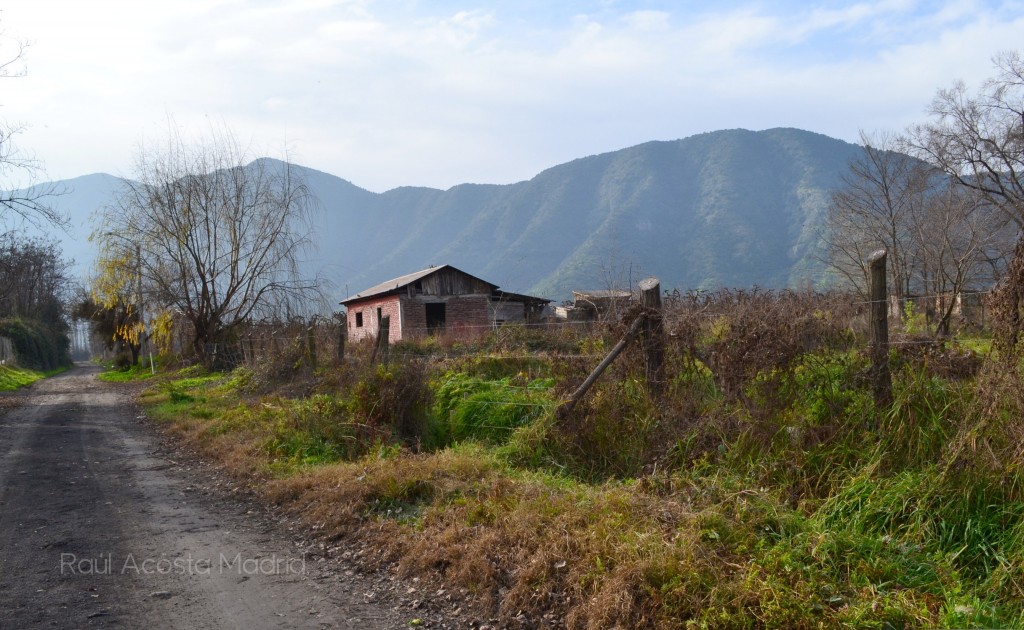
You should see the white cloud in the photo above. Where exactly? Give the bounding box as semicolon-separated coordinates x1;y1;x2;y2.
0;0;1021;191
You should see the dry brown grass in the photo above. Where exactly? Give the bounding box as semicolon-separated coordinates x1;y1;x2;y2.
664;288;860;403
260;448;745;628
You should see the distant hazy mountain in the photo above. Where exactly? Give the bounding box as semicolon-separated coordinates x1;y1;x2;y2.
312;127;862;299
11;128;864;301
4;172;124;283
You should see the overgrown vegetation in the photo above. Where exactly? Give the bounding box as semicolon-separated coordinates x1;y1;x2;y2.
115;287;1024;628
0;317;71;370
96;361;157;382
0;235;74;370
0;363;59;390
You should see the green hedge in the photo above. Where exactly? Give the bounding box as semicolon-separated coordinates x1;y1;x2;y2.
0;318;71;371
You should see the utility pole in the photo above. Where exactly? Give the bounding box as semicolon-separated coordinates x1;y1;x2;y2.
135;242;151;372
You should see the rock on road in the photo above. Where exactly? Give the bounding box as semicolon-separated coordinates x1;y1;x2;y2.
0;364;415;629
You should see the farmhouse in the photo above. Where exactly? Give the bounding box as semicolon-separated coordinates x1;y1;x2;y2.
340;265;550;343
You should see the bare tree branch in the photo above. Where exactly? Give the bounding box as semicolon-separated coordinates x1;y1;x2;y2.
822;131;1013;336
906;50;1024;227
0;26;67;230
98;125;322;364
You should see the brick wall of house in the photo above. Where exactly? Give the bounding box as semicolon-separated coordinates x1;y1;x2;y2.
395;294;491;341
347;293;494;344
346;295;403;343
445;296;490;334
489;300;527;323
400;297;428;339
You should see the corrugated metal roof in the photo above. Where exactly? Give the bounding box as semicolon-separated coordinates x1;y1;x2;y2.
340;264;501;304
340;266;447;304
341;264;554;306
494;289;551;304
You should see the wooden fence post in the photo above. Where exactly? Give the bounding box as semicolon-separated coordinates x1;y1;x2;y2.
639;277;665;397
371;315;390;365
307;325;317;369
557;315;646;420
869;249;893;408
337;319;347;363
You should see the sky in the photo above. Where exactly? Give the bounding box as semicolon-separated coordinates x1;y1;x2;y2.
1;0;1022;193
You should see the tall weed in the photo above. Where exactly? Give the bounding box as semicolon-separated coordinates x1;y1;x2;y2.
432;371;555;445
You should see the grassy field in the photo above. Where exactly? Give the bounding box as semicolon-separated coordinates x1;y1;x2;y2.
123;291;1024;628
0;364;66;391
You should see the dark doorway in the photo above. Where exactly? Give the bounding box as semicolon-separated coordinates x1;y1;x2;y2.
425;303;446;333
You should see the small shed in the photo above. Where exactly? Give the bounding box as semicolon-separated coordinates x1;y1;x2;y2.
555;289;633;322
340;265;550;343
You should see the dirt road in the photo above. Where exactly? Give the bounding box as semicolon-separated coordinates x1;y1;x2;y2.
0;365;424;629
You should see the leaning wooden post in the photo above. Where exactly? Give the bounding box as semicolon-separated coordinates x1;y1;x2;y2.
868;249;893;408
556;314;646;421
371;315;390;365
638;277;666;397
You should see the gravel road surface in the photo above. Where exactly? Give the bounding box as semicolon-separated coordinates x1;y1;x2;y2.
0;364;436;629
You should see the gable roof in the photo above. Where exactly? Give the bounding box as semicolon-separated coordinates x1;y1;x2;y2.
340;264;497;305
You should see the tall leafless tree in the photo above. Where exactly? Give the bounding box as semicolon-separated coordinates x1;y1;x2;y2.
824;132;1013;335
906;51;1024;346
906;51;1024;226
99;127;322;363
909;178;1012;335
0;234;72;328
822;131;928;305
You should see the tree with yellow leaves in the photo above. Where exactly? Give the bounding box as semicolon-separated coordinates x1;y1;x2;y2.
78;244;144;365
98;125;320;366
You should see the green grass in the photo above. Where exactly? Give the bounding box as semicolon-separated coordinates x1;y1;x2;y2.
956;336;993;356
0;364;52;390
98;363;157;382
432;372;556;445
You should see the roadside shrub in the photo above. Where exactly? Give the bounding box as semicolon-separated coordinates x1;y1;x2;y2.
942;360;1024;494
432;371;555;445
890;335;983;380
791;350;872;427
540;376;660;480
347;360;431;447
239;333;327;396
113;352;134;370
0;317;70;370
665;289;859;404
265;394;365;466
482;322;584;354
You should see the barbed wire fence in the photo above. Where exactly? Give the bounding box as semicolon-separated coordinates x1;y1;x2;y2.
191;273;994;419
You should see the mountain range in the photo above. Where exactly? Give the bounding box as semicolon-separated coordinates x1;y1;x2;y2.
14;127;864;302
